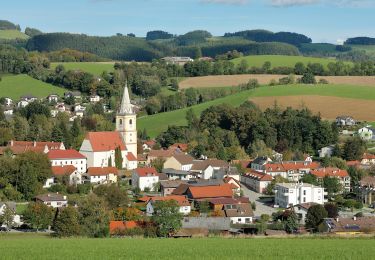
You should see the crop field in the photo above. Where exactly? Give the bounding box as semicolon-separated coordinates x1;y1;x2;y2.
0;30;29;40
348;45;375;56
50;62;115;75
138;84;375;137
179;74;375;89
0;234;374;260
0;74;66;100
230;55;349;68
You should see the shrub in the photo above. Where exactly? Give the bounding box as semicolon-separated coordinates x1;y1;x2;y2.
318;78;329;84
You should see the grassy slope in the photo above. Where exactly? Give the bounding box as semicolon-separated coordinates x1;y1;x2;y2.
349;45;375;56
0;235;373;259
50;62;115;76
0;74;66;100
138;84;375;137
0;30;29;40
231;55;350;68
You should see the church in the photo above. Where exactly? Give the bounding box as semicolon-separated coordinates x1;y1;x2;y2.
79;84;138;170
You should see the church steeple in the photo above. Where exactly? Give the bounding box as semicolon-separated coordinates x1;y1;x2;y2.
119;82;134;115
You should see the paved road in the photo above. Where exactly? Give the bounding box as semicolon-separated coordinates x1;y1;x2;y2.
241;185;277;217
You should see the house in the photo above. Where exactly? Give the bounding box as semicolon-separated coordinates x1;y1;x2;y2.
142;140;156;151
162;168;194;181
56;103;66;112
89;95;101;103
336;116;356;126
208;197;249;211
214;166;240;181
264;161;321;182
274;183;325;208
318;145;335;158
161;56;194;65
64;91;81;100
310;167;351;192
132;167;160;191
48;149;87;173
358;127;374;141
168;143;189;152
361;153;375;165
47;94;59;103
223;203;254;224
3;97;13;106
241;170;273;193
163;153;194;171
1;140;65;155
319;217;375;234
292;202;318;224
358;176;375;205
160;180;187;196
147;149;177;164
185;184;233;200
44;165;81;188
3;107;13;116
86;167;118;184
35;193;68;208
17;100;29;108
137;154;147;166
190;159;229;179
20;94;37;102
146;195;191;215
0;202;21;227
251;156;273;172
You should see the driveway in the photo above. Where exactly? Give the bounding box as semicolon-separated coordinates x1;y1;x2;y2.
241;185;277;217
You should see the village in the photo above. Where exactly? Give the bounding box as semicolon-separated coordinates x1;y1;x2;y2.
1;84;375;238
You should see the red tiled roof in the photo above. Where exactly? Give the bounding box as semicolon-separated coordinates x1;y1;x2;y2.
363;153;375;160
87;167;118;176
169;143;189;152
11;141;64;150
85;132;126;152
148;149;176;158
244;170;273;181
223;177;241;186
126;152;137;161
311;168;349;178
265;161;320;172
109;221;142;234
347;160;361;167
48;149;86;160
144;140;156;147
148;195;190;206
188;184;233;199
51;165;76;176
135;167;158;177
209;197;244;205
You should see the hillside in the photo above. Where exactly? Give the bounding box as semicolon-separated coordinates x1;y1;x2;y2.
0;74;66;100
230;55;349;68
0;30;29;40
50;62;115;76
138;83;375;137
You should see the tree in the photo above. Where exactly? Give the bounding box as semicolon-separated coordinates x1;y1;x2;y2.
78;194;110;237
170;78;179;91
301;174;318;185
324;203;339;218
53;206;81;237
343;137;366;161
93;184;129;210
0;205;15;228
248;140;273;158
300;72;316;84
323;176;342;197
23;202;54;231
294;62;306;75
114;146;123;169
150;158;165;173
305;204;328;232
151;200;183;237
284;211;298;234
197;200;210;214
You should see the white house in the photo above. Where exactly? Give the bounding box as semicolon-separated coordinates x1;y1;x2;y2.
146;195;191;216
241;170;273;194
47;94;59;103
251;157;273;172
17;100;29;108
163;154;194;171
3;97;13;106
44;165;82;188
20;95;37;102
0;202;22;227
132;167;159;191
292;203;318;224
223;203;254;224
361;153;375;165
274;183;325;208
56;103;66;112
48;149;87;173
190;159;228;179
3;107;13;115
162;168;194;181
358;127;374;141
89;95;101;103
319;145;335;158
336;116;356;126
35;193;68;208
86;167;118;184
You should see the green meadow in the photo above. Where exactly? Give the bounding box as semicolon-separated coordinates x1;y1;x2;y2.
0;234;374;260
50;62;115;76
0;30;29;40
138;84;375;137
0;74;66;100
231;55;350;68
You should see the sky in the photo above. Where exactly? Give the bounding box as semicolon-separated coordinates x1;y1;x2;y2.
1;0;374;43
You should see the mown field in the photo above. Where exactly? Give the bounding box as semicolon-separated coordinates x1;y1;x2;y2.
230;55;349;68
0;234;374;260
0;74;66;100
138;84;375;138
0;29;29;40
50;62;115;75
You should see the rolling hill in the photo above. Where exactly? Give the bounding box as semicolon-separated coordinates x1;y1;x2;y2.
0;30;29;40
50;62;115;76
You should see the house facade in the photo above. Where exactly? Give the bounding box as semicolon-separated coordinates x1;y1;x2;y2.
44;165;81;188
146;195;191;216
163;154;194;171
132;167;160;191
86;167;118;184
48;149;87;173
35;193;68;208
274;183;325;208
310;168;351;192
241;170;273;193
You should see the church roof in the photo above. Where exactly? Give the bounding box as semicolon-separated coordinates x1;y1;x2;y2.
119;83;134;115
85;132;126;152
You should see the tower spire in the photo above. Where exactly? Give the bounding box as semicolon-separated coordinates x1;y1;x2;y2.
119;82;133;114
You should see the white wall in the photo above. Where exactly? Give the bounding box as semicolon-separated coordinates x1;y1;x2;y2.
51;158;87;173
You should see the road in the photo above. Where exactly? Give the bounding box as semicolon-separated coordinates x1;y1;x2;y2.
241;185;277;217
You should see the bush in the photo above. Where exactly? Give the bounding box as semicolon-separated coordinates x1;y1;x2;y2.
300;72;316;84
318;78;329;84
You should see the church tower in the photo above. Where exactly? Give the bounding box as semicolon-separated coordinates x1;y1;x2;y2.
116;83;137;158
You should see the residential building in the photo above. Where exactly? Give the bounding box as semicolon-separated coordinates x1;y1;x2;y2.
318;145;335;158
336;116;356;126
132;167;159;191
147;149;177;164
17;100;29;108
47;94;59;103
292;202;318;224
361;153;375;165
264;161;321;182
89;94;101;103
48;149;87;173
35;193;68;208
86;167;118;184
44;165;81;188
320;217;375;234
185;184;233;200
3;107;13;116
190;159;228;179
160;180;187;196
0;202;21;227
64;91;81;99
163;153;194;171
358;127;374;141
142;140;156;151
161;56;194;65
146;195;191;215
162;168;194;181
168;143;189;152
3;97;13;106
1;140;65;156
251;156;273;172
241;170;273;193
214;166;240;181
358;176;375;205
20;94;37;102
311;168;351;192
223;203;254;224
274;183;325;208
109;221;144;236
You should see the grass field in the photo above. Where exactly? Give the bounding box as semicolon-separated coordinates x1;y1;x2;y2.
50;62;115;75
0;30;29;40
138;84;375;137
349;45;375;56
0;74;66;100
230;55;349;68
0;234;374;259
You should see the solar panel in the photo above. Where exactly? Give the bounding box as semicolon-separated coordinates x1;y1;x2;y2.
344;224;360;230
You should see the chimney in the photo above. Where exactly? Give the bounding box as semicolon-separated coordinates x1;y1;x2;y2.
33;141;37;147
336;218;339;222
353;216;357;221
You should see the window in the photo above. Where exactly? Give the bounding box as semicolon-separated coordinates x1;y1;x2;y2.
303;190;306;196
238;218;241;222
303;198;306;203
119;119;123;125
129;119;133;125
245;218;251;223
